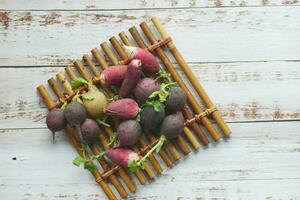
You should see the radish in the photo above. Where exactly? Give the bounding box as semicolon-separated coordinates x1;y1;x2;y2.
104;98;139;120
80;118;100;144
134;78;160;105
140;103;165;131
116;120;142;146
46;108;67;142
119;59;141;98
123;46;160;75
82;85;107;119
71;78;109;127
107;135;166;172
73;134;166;172
160;112;185;139
64;102;88;143
165;87;187;113
100;65;128;85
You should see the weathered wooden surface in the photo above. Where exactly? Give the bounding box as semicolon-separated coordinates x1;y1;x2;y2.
1;122;300;199
0;1;299;199
0;7;300;66
1;0;299;10
0;62;299;129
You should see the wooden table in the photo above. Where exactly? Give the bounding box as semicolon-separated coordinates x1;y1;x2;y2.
1;1;300;199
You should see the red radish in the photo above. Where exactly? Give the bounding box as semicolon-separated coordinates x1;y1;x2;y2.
107;147;139;167
119;59;141;98
123;46;160;74
104;98;139;119
106;135;166;172
100;65;128;85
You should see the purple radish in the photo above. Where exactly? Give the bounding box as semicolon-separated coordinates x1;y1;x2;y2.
100;65;128;85
123;46;160;74
80;118;100;144
46;108;67;142
119;59;141;98
64;102;88;143
104;98;139;120
134;78;160;105
140;104;165;131
160;112;185;139
116;120;142;146
165;87;187;113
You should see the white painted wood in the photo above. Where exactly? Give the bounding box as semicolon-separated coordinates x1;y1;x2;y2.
1;121;299;199
1;0;299;10
1;1;299;199
0;7;300;66
0;61;299;129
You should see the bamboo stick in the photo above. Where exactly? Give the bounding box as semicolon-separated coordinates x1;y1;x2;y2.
117;31;183;160
47;77;128;198
139;21;220;142
100;42;119;65
128;27;198;152
67;64;147;186
59;70;137;192
91;48;109;68
37;85;117;200
151;17;231;138
182;107;209;146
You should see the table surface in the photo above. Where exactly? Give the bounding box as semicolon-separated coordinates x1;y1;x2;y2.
1;1;300;199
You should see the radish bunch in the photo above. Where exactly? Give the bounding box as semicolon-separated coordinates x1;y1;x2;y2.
44;46;189;173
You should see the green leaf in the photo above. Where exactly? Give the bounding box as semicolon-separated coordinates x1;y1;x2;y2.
142;100;161;112
81;93;95;101
161;82;178;92
158;92;168;102
148;91;160;99
71;77;88;89
155;70;171;79
128;159;140;173
83;162;97;172
72;156;87;167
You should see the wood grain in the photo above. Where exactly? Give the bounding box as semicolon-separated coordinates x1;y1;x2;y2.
0;7;300;66
0;61;299;129
1;121;299;199
1;0;299;10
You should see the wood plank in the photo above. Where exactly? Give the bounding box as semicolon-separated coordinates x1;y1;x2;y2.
1;121;299;199
1;0;299;10
0;7;299;66
0;61;299;129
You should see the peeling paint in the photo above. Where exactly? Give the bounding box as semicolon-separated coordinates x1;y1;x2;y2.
0;11;10;29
